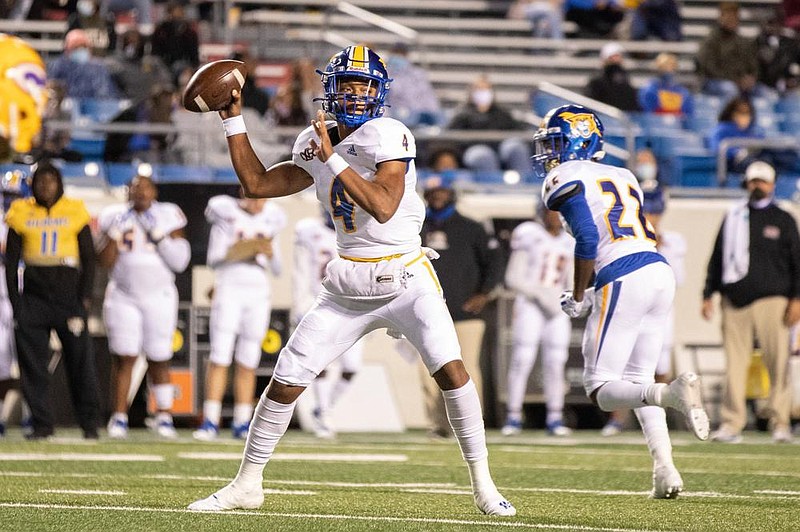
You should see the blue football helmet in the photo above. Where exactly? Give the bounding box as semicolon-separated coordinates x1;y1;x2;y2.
1;168;31;213
531;104;604;178
317;45;391;128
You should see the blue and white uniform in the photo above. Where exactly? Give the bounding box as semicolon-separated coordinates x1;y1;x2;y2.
542;159;676;394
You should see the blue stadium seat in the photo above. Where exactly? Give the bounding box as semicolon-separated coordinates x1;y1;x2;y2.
150;164;214;183
776;94;800;114
106;163;137;186
673;148;717;187
212;167;240;183
775;176;799;200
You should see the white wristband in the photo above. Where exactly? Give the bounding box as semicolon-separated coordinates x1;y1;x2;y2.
325;153;349;176
222;115;247;137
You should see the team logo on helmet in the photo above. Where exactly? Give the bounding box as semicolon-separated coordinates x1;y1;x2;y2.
558;111;601;139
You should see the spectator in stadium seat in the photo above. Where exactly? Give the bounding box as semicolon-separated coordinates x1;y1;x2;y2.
48;29;120;99
564;0;624;38
447;75;532;176
151;1;199;76
754;10;800;94
384;42;443;127
697;2;759;104
586;42;641;112
231;50;271;118
707;97;766;174
104;0;154;34
638;53;694;117
507;0;565;40
67;0;116;56
108;29;173;101
629;0;683;42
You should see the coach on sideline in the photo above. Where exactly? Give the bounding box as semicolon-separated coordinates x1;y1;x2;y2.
4;162;100;440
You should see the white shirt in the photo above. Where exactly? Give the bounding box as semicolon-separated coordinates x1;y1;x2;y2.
205;195;286;287
98;201;187;294
292;117;424;258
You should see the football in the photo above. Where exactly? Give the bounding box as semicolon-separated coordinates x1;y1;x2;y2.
182;59;247;113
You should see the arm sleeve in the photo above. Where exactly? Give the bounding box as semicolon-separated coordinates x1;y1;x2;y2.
77;224;96;303
156;236;191;273
557;193;599;260
702;224;725;299
4;229;22;313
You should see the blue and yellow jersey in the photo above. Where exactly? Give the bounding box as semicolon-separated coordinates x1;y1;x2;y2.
4;196;91;267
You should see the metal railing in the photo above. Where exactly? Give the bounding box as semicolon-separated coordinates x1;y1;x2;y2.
716;137;799;185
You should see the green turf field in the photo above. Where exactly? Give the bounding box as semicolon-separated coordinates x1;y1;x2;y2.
0;428;797;531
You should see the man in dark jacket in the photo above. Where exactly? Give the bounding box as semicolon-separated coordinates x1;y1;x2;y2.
4;162;100;440
702;161;800;444
586;42;640;112
419;176;503;438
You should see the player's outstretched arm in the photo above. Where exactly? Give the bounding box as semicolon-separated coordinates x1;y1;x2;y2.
220;90;314;198
310;110;404;223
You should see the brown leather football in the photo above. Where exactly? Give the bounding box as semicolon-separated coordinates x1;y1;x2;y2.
182;59;247;113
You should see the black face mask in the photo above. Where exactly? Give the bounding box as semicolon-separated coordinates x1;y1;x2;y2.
604;64;625;76
750;188;768;201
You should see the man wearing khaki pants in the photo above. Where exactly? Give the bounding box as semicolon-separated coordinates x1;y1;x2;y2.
419;175;502;439
702;161;800;443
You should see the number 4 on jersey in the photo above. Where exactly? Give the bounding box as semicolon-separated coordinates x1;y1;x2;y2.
330;177;356;233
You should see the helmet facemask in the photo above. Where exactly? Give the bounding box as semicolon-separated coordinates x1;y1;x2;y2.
321;73;387;128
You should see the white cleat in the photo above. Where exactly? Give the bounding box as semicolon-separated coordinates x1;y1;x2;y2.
311;408;335;439
474;490;516;516
147;413;179;439
188;483;264;511
106;416;128;439
650;464;684;499
664;373;710;441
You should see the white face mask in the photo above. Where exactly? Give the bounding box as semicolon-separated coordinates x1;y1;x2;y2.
71;48;91;64
636;163;657;182
77;0;94;16
470;89;493;108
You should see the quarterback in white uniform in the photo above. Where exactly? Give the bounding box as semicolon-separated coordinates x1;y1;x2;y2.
189;45;515;517
293;214;364;438
97;175;191;439
535;104;708;499
193;194;286;441
502;206;574;437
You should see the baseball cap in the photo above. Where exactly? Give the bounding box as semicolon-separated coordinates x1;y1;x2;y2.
744;161;775;183
600;42;625;62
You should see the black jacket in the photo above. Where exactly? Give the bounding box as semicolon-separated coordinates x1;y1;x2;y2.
422;210;502;321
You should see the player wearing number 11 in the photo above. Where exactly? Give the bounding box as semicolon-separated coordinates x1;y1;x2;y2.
188;45;515;516
534;104;710;499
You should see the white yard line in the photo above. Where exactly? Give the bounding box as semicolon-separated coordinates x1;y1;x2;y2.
177;452;407;462
39;489;126;496
0;502;676;531
0;453;163;462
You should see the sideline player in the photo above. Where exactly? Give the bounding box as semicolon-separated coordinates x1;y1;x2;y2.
293;212;363;439
193;193;286;441
501;204;574;437
188;45;515;516
98;174;190;439
534;104;709;499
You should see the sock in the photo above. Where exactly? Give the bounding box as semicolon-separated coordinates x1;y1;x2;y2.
152;383;174;411
442;379;494;492
233;403;254;426
311;375;333;413
643;383;669;408
328;377;353;410
111;412;128;423
233;391;296;488
634;406;674;468
203;400;222;426
595;381;648;411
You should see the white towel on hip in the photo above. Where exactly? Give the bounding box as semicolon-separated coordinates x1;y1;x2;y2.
722;201;750;285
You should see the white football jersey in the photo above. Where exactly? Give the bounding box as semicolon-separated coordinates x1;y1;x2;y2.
205;195;286;286
509;221;574;292
292;217;337;320
658;230;687;286
98;201;187;294
292;117;424;258
542;159;658;272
